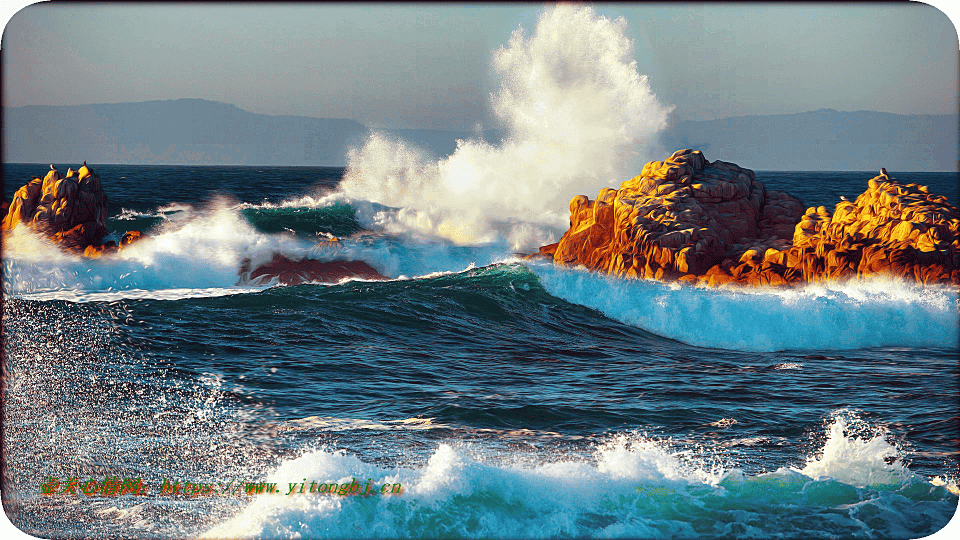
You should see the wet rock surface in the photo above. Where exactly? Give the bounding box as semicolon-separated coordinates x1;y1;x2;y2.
239;253;387;286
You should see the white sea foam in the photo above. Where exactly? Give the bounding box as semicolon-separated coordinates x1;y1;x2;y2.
2;204;516;300
529;262;959;352
797;411;908;488
3;203;307;300
201;412;957;539
332;4;671;249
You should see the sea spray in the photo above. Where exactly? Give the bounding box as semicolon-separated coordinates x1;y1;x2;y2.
798;411;909;488
201;412;957;539
336;4;672;248
3;202;519;299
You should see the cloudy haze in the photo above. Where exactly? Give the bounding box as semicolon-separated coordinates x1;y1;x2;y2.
3;2;958;131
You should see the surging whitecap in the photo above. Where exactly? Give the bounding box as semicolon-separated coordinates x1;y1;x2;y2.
335;4;672;249
529;262;959;352
2;202;310;299
2;200;519;300
797;410;909;488
200;412;957;539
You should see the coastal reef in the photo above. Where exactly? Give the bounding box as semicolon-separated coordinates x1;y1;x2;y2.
542;149;960;286
239;254;386;286
1;163;141;257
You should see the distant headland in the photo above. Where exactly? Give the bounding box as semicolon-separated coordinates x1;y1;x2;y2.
3;100;956;170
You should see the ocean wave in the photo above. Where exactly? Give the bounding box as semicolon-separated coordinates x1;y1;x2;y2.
238;203;364;239
3;203;308;299
528;262;959;352
2;202;521;300
201;413;958;539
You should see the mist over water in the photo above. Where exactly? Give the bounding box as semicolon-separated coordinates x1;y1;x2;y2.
338;5;672;249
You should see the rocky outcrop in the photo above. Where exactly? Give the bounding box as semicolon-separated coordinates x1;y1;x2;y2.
3;163;108;251
2;163;143;256
239;254;387;286
547;149;960;286
770;176;960;284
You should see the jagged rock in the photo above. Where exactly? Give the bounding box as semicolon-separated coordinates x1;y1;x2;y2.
3;163;109;252
552;149;803;281
546;149;960;286
781;176;960;284
706;176;960;286
239;254;387;286
521;242;559;260
83;240;119;259
2;163;144;258
119;230;142;251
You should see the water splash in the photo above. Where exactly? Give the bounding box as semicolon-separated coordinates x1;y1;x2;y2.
336;4;672;249
798;412;909;488
2;202;308;298
201;412;957;539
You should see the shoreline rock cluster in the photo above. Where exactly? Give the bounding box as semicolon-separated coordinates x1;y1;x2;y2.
538;149;960;286
7;156;957;288
1;164;384;286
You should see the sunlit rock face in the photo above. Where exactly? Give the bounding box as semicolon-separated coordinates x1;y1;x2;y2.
548;149;960;286
2;163;143;257
782;176;960;284
3;163;109;251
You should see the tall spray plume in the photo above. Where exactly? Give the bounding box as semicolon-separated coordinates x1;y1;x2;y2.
338;4;672;249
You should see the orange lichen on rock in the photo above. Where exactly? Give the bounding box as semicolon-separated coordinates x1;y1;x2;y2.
548;149;959;286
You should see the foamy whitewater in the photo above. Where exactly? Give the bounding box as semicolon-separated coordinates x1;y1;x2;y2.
330;4;671;249
2;5;957;539
530;262;960;352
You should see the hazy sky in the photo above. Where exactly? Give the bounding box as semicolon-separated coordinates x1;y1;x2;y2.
3;2;958;130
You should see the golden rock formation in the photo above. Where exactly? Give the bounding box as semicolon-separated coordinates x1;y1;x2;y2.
548;149;959;286
2;163;143;256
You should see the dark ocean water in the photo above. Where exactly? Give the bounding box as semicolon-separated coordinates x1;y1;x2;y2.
2;163;958;539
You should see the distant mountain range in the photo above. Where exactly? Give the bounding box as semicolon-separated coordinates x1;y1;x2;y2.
3;99;369;166
660;108;958;172
1;99;503;167
3;99;956;171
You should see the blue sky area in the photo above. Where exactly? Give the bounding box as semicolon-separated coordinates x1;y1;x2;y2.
3;2;958;131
